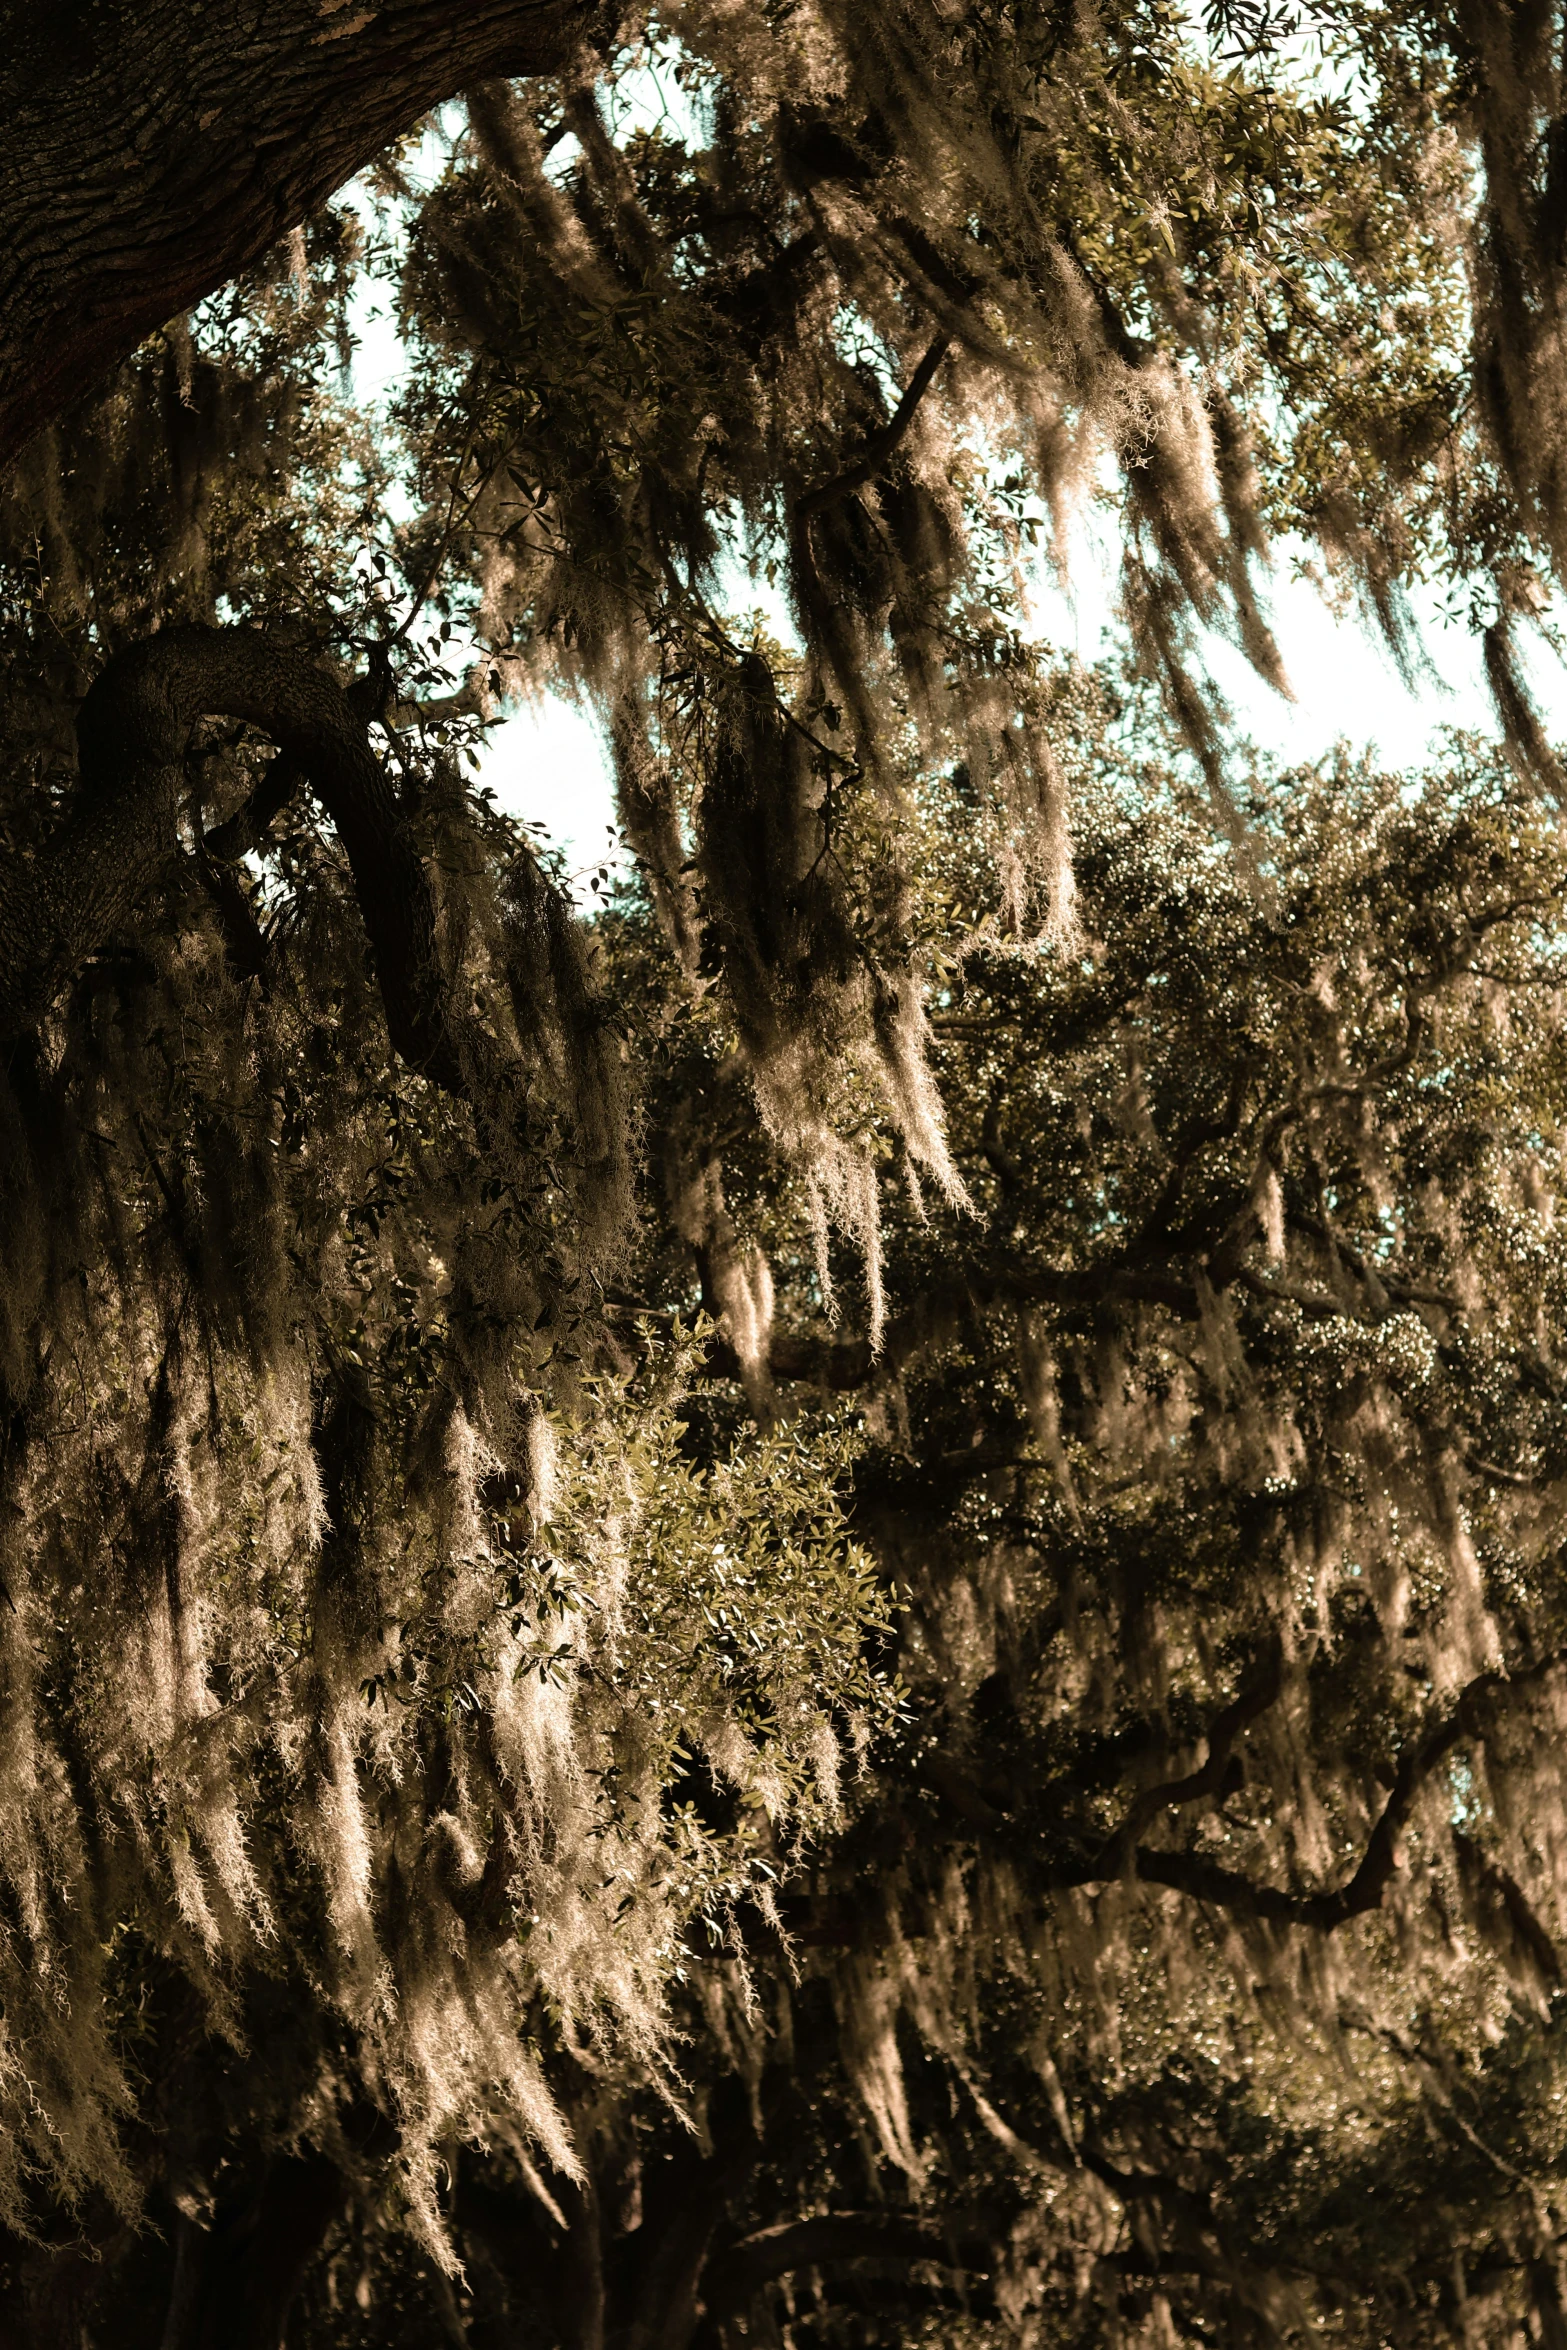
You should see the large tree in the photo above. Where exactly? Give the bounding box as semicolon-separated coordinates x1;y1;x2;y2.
10;4;1567;2345
352;717;1567;2350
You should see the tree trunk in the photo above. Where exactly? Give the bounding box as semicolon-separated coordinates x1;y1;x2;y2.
159;2154;347;2350
0;0;596;472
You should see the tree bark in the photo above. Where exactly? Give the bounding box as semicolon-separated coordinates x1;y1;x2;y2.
0;0;598;472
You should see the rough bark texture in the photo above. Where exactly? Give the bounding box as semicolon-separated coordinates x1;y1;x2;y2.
0;0;599;471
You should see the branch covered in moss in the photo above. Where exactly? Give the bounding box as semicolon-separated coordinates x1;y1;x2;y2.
0;625;463;1086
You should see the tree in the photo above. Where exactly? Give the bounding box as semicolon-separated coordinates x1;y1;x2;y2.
282;708;1567;2350
9;3;1567;2344
551;711;1567;2350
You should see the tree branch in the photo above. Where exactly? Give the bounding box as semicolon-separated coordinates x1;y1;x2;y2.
1095;1644;1283;1867
787;1655;1567;1956
694;1255;1207;1391
703;2211;989;2314
0;0;598;469
796;336;951;522
0;625;463;1088
1070;1650;1567;1929
203;746;305;865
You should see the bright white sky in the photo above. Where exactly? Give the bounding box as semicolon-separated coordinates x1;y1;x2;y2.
350;251;1535;880
352;292;1531;889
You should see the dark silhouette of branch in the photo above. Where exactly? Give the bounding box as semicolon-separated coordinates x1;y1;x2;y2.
0;625;464;1088
1065;1649;1567;1929
767;1656;1567;1961
601;1248;1216;1393
1095;1644;1284;1866
709;228;825;338
704;2211;990;2314
160;2151;347;2350
796;335;952;521
188;842;271;985
203;747;305;865
628;2101;761;2350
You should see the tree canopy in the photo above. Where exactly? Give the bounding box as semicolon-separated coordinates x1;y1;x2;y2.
9;4;1567;2345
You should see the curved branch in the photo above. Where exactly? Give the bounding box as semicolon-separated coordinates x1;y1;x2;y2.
0;0;596;469
793;1655;1567;1956
704;2211;990;2314
1077;1649;1567;1930
0;625;462;1088
692;1256;1207;1391
203;745;305;865
1097;1644;1283;1866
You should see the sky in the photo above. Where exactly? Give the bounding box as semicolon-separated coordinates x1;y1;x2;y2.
347;229;1529;889
347;247;1531;885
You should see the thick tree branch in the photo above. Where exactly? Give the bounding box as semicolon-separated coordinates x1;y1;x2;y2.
161;2152;347;2350
188;839;271;983
784;1658;1567;1962
629;2126;759;2350
0;625;462;1087
0;0;598;471
690;1255;1207;1391
1070;1649;1567;1930
204;746;305;865
619;1262;1189;1392
710;228;825;339
1096;1645;1284;1867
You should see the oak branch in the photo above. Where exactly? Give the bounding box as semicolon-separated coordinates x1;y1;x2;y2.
0;0;597;469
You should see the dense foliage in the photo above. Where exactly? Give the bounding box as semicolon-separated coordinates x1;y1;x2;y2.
10;3;1567;2344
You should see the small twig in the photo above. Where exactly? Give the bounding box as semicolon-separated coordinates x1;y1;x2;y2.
388;421;488;650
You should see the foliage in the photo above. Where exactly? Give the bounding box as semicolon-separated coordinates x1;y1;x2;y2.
499;709;1567;2350
12;2;1567;2345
